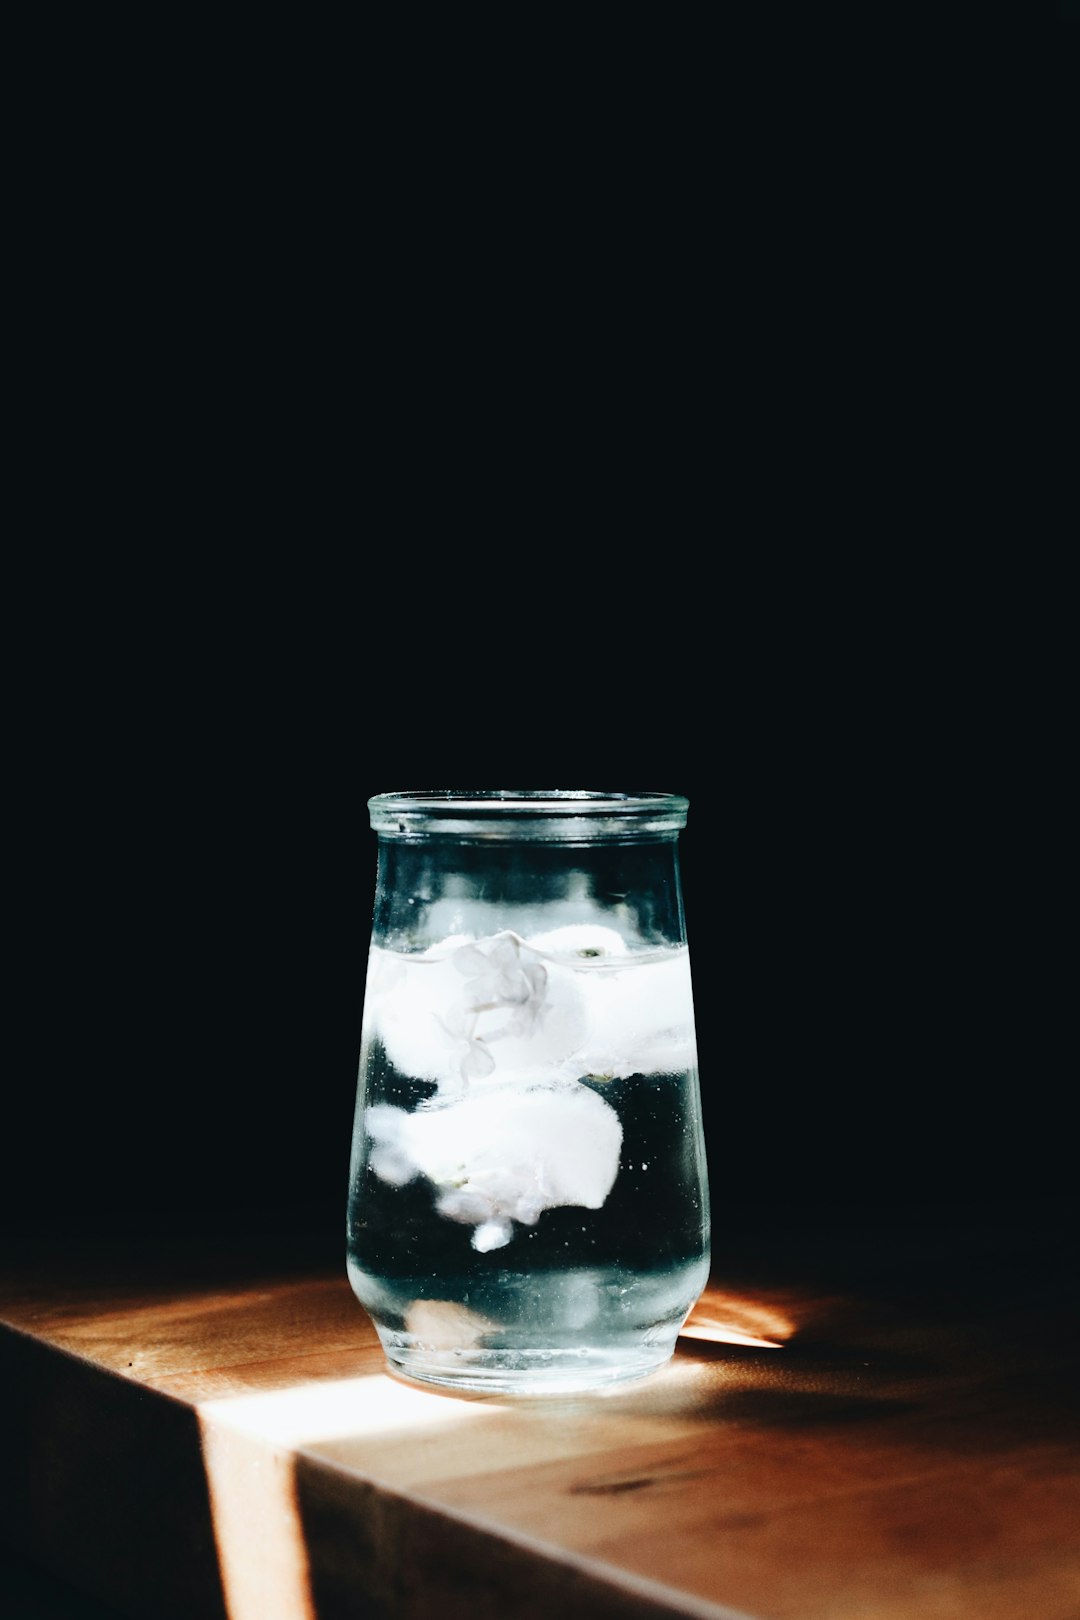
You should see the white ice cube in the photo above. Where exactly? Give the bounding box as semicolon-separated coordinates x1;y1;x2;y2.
365;933;588;1086
363;949;472;1085
572;949;697;1079
365;1078;623;1250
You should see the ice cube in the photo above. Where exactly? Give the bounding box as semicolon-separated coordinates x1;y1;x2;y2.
472;1220;513;1252
405;1299;492;1348
573;949;697;1079
365;934;588;1086
363;949;466;1084
364;1078;623;1249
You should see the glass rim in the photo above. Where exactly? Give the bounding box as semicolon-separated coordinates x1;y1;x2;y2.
367;789;689;841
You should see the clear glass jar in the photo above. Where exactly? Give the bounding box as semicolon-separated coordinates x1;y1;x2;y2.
346;790;710;1393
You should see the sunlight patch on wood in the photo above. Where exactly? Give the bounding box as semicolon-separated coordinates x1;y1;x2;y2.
198;1372;496;1618
680;1292;797;1350
200;1415;315;1620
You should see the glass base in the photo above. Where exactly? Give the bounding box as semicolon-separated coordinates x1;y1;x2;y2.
379;1335;677;1395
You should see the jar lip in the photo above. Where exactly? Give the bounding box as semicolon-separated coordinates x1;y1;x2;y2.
371;789;687;814
368;789;689;840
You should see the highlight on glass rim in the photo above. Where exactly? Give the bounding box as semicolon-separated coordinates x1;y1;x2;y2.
346;790;710;1394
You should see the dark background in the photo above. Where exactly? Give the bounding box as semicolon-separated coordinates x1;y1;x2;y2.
4;3;1074;1264
7;729;1068;1263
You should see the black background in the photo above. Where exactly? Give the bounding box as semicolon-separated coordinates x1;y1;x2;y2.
4;5;1074;1265
7;724;1068;1262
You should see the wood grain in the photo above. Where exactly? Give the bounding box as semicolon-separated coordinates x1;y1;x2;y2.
2;1217;1078;1620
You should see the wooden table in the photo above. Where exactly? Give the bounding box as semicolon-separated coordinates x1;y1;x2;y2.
2;1210;1078;1620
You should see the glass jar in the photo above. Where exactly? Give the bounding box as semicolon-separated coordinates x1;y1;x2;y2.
346;790;710;1393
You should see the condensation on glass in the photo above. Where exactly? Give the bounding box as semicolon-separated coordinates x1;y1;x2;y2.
346;791;711;1393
